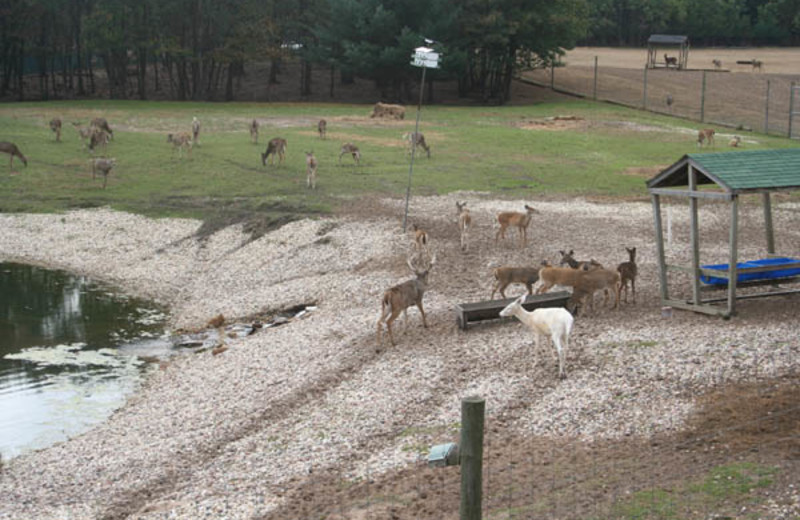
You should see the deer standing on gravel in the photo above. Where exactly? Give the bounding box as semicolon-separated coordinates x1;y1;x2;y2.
92;157;116;189
339;143;361;165
0;142;27;169
305;151;318;189
376;254;436;347
262;137;287;166
50;118;62;142
318;119;327;139
491;266;541;300
616;247;638;304
752;59;763;72
456;201;471;251
697;128;715;148
495;204;538;247
411;224;429;255
250;119;259;144
167;132;193;158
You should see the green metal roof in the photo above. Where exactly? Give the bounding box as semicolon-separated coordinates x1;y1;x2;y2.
647;148;800;193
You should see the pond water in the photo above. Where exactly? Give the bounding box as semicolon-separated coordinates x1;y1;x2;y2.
0;262;170;460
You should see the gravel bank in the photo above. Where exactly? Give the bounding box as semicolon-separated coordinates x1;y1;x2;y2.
1;195;799;519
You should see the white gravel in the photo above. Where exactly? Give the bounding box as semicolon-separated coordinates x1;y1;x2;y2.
0;194;798;519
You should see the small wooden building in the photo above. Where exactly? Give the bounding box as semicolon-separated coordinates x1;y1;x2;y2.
647;149;800;318
647;35;689;70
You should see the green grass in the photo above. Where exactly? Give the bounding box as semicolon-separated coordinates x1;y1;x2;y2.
1;99;797;225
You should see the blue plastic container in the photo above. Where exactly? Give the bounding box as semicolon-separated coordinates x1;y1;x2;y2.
700;257;800;285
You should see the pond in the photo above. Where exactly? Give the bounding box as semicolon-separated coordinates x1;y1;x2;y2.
0;262;170;460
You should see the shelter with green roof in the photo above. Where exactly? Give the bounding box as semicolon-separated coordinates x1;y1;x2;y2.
647;148;800;318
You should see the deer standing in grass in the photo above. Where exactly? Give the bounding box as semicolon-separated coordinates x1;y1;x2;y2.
404;132;431;158
376;254;436;347
616;247;638;304
262;137;287;166
50;118;62;142
250;119;259;144
88;129;110;155
729;135;742;147
0;142;27;169
697;129;715;148
192;117;201;145
318;119;327;139
92;157;116;189
456;201;471;251
90;117;113;140
339;143;361;165
495;204;538;247
167;132;193;158
305;151;318;189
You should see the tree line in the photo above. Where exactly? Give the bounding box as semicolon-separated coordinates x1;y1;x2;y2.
0;0;588;103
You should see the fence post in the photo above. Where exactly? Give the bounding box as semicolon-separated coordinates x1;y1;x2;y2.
700;71;707;122
460;396;485;520
789;82;796;139
593;56;598;100
643;66;648;110
764;79;771;135
550;62;555;90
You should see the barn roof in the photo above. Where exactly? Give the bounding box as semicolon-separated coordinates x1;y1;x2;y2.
647;148;800;193
647;34;689;45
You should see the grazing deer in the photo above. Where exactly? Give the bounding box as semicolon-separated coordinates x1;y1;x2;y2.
567;268;621;316
495;204;538;247
491;266;541;300
0;142;27;168
192;117;200;144
456;201;471;251
404;132;431;158
729;135;742;148
617;247;638;304
92;157;116;189
261;137;287;166
73;122;94;143
664;54;678;68
318;119;327;139
305;151;318;189
88;129;110;155
752;59;763;72
712;59;722;70
339;143;361;165
411;224;429;255
250;119;259;144
167;132;193;158
90;117;113;140
376;254;436;347
697;128;715;148
50;118;62;142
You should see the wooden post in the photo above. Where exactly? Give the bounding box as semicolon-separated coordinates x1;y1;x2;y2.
727;195;739;317
643;65;648;110
652;194;670;302
700;71;707;122
460;396;485;520
765;79;771;135
763;192;775;254
789;82;796;139
593;56;598;100
550;62;555;90
689;166;701;305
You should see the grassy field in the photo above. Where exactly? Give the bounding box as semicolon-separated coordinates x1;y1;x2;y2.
1;98;798;228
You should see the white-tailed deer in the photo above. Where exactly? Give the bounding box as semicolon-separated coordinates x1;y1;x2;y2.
305;151;318;189
456;201;471;251
491;266;540;300
729;135;742;147
50;118;62;142
616;247;638;304
88;129;110;155
339;143;361;165
250;119;259;144
712;59;722;69
411;224;429;254
0;142;27;168
73;122;94;143
318;119;327;139
167;132;193;158
499;295;574;380
697;128;715;148
262;137;287;166
192;117;200;144
92;157;116;189
558;250;603;271
90;117;113;140
567;268;621;316
664;54;678;68
752;59;763;71
376;253;436;347
495;204;538;247
404;132;430;158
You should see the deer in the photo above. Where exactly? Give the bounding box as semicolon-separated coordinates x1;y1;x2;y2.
50;118;62;142
558;250;603;271
192;117;200;144
339;143;361;165
491;266;541;300
617;247;638;304
567;268;621;316
91;157;116;189
167;132;193;158
72;122;95;143
318;119;327;139
499;294;574;380
712;59;722;70
664;54;678;68
88;129;110;155
0;142;27;169
729;135;742;148
404;132;431;158
376;253;436;347
411;224;429;255
305;151;318;189
261;137;287;166
250;119;259;144
455;201;471;251
752;59;763;72
495;204;538;247
697;128;715;148
90;117;113;140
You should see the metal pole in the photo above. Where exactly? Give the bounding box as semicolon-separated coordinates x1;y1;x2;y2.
765;79;771;135
593;56;598;100
460;396;485;520
700;71;707;122
402;65;427;232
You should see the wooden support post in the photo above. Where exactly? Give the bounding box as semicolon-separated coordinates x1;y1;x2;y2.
700;71;707;122
727;196;739;317
652;194;670;302
643;66;648;110
765;79;771;134
550;63;555;90
593;56;598;100
763;192;775;254
789;81;796;139
460;396;485;520
689;166;701;304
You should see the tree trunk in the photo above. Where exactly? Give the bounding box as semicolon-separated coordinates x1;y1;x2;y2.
137;48;147;100
329;64;334;98
225;63;234;101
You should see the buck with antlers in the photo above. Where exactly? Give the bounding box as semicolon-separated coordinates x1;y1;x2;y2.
495;204;538;247
456;201;471;251
376;253;436;347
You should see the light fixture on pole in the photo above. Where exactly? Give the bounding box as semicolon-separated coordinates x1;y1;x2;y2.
402;44;440;232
